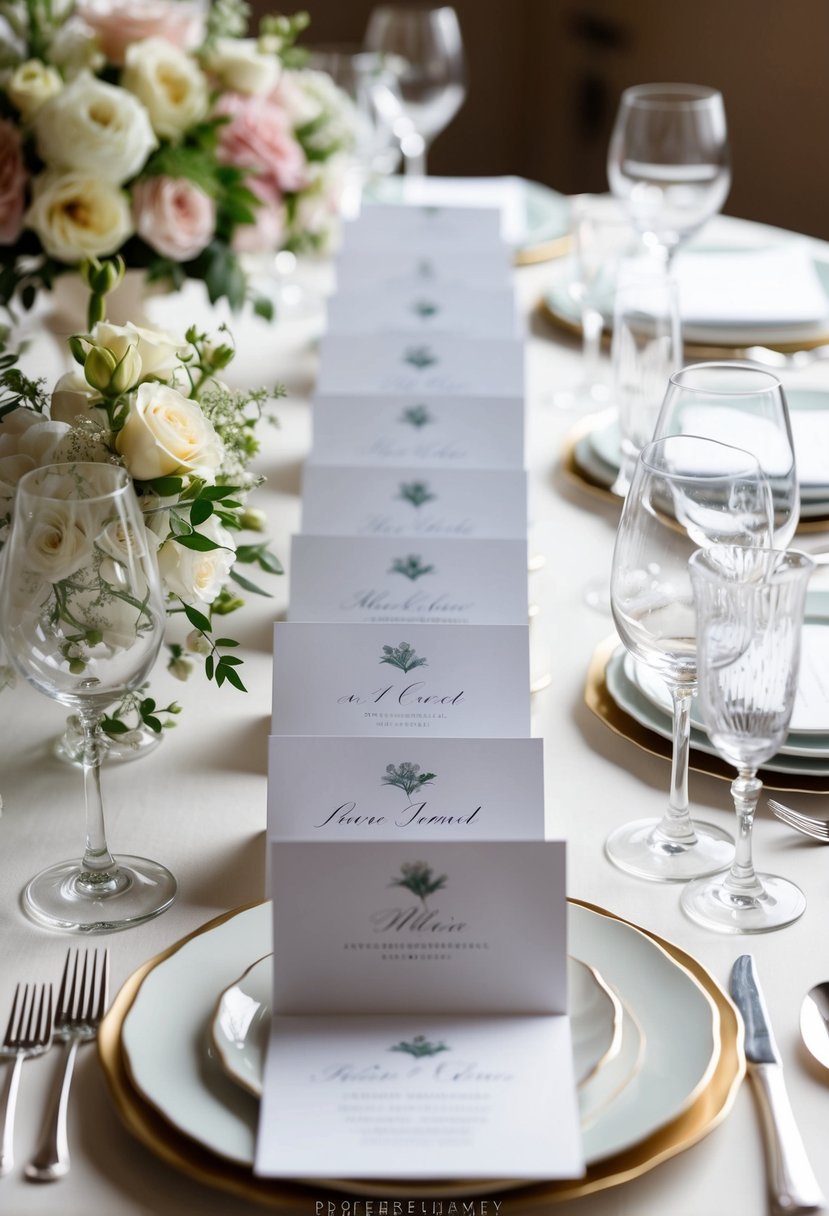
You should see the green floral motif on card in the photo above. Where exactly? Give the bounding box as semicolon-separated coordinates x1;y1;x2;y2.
379;642;427;674
390;861;447;909
382;762;437;799
390;1035;449;1058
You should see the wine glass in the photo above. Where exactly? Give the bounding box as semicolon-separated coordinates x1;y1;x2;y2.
654;362;799;545
365;4;466;176
0;463;176;932
608;435;773;882
607;83;731;265
683;545;813;931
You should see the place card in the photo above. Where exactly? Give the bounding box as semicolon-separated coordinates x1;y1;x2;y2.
309;393;524;469
340;203;503;250
335;246;513;291
269;840;567;1014
288;536;528;625
300;466;527;540
271;622;530;737
325;282;520;338
369;175;528;244
256;1012;582;1180
787;623;829;732
315;335;524;398
267;736;544;840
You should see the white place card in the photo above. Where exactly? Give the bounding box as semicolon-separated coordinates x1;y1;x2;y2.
309;393;524;469
288;536;529;625
786;623;829;732
267;736;544;841
315;335;524;398
340;203;503;250
269;840;567;1014
300;466;527;540
325;282;520;338
271;622;530;737
335;246;513;291
371;175;528;245
256;1013;582;1180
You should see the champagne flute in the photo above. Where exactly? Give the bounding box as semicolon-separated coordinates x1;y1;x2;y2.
683;546;813;932
608;435;773;881
607;83;731;265
0;463;176;932
365;4;466;176
654;362;799;545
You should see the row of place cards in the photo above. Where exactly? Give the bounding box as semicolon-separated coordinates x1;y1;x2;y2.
258;196;583;1183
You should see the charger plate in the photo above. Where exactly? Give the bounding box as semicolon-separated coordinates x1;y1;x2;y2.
98;899;743;1208
586;636;829;795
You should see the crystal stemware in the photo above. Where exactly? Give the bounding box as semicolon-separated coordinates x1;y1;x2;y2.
365;4;466;176
0;463;176;932
608;435;773;881
654;361;799;545
682;546;813;931
607;83;731;265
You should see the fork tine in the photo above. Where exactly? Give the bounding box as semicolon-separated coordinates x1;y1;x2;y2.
772;806;829;839
55;951;73;1020
91;951;109;1022
3;986;22;1048
774;804;829;832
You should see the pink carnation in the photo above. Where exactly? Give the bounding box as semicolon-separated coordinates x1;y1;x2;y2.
132;176;215;263
232;175;285;254
0;119;26;245
77;0;204;66
215;93;307;196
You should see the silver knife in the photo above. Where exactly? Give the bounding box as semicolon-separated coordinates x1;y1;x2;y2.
730;955;826;1216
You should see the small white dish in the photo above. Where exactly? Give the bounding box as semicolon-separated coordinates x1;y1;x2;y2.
210;954;623;1102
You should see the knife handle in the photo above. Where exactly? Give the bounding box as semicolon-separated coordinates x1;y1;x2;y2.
751;1064;826;1215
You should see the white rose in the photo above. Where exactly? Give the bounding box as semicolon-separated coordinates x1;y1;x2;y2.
115;382;222;481
51;370;103;423
207;37;280;95
157;515;235;605
7;59;63;122
122;38;209;139
91;321;182;378
26;500;95;582
25;170;134;262
34;72;157;184
48;18;106;79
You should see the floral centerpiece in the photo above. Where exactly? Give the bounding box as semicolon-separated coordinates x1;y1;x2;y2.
0;0;356;320
0;258;282;741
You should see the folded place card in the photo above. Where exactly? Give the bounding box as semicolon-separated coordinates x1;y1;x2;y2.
340;203;504;250
300;466;527;540
325;282;520;339
309;393;524;469
267;736;544;841
372;175;528;245
288;536;529;625
315;335;524;398
335;246;513;291
675;245;829;326
271;622;531;737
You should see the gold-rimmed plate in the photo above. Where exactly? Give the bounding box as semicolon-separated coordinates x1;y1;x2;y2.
98;899;743;1206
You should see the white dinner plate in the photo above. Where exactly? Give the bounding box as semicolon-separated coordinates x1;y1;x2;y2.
120;901;718;1172
210;953;627;1101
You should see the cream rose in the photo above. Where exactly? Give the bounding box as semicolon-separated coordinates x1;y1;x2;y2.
206;38;281;96
157;514;235;605
7;60;63;123
116;382;222;481
34;72;156;185
25;170;134;262
26;501;95;582
51;370;103;424
122;38;209;139
48;18;107;78
89;320;183;378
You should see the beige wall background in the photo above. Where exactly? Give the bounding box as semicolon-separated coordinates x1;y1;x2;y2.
254;0;829;240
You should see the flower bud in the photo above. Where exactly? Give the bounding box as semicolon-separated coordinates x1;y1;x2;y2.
212;592;244;616
84;346;117;392
110;345;143;394
239;507;267;532
81;256;125;296
185;629;212;655
68;335;87;366
168;655;193;681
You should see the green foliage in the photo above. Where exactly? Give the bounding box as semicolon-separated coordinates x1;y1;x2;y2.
380;642;428;675
389;862;447;908
382;762;437;799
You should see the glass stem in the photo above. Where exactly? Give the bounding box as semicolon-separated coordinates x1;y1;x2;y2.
657;685;698;844
723;769;765;898
581;307;603;395
77;709;118;886
404;147;427;176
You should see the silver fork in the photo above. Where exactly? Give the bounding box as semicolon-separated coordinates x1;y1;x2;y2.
24;949;109;1183
0;984;53;1175
768;798;829;842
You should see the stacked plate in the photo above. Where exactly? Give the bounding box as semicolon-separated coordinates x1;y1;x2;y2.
594;592;829;791
98;900;743;1207
570;394;829;526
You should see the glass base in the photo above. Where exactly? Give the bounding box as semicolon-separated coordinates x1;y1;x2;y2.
605;816;734;883
681;872;806;934
23;855;177;933
54;720;164;766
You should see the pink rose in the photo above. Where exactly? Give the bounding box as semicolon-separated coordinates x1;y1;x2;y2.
215;93;307;196
132;176;215;262
0;119;27;244
232;175;285;254
76;0;204;67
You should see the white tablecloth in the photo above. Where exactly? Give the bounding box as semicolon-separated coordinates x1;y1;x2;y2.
2;231;829;1215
